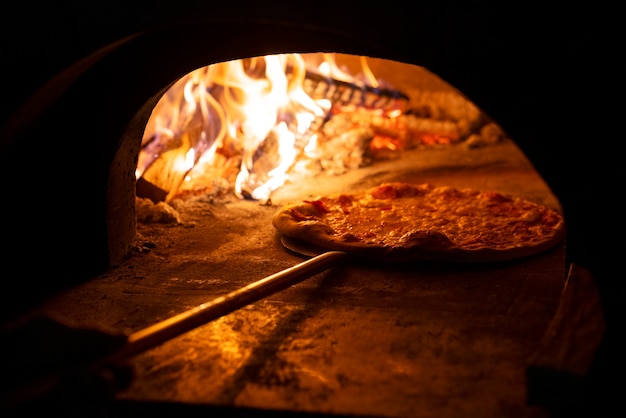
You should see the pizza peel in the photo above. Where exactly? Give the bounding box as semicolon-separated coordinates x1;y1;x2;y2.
280;235;347;259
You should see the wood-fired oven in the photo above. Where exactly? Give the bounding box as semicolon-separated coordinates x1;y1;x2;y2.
0;2;621;418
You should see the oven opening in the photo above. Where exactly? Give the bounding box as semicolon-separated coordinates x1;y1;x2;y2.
73;52;594;417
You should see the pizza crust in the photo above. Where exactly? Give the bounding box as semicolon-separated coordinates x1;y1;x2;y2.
272;182;566;263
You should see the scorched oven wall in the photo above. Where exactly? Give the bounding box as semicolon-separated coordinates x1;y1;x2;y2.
0;1;620;415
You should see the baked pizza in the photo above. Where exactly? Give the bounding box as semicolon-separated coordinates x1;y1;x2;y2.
272;182;566;263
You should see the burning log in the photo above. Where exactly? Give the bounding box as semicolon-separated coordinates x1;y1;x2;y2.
140;131;194;202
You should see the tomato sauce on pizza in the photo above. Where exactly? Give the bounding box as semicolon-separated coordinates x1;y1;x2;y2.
272;182;566;263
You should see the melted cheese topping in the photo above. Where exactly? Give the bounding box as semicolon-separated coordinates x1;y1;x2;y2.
284;183;565;251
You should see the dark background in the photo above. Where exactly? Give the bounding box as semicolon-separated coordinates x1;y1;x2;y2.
1;1;622;416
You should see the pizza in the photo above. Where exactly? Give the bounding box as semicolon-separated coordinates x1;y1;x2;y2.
272;182;566;263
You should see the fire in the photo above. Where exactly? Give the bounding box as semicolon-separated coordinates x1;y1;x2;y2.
137;53;493;204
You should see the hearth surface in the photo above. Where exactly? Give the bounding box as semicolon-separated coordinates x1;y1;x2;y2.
39;139;570;418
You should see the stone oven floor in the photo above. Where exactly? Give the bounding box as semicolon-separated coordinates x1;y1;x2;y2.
35;139;597;418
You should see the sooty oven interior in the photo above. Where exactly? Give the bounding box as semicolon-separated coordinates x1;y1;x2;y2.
0;3;617;418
